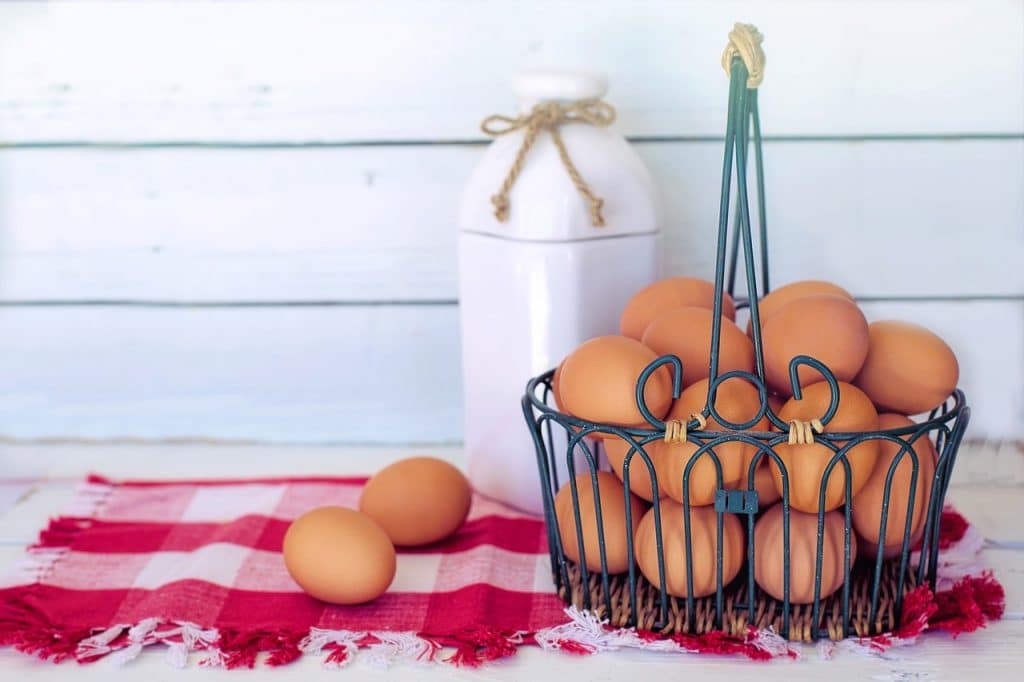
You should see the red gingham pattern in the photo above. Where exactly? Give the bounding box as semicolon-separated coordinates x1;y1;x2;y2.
0;475;568;662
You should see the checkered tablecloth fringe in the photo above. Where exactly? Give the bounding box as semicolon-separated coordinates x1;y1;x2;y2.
0;475;1005;668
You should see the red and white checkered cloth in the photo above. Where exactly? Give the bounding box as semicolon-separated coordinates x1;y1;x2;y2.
0;475;1005;668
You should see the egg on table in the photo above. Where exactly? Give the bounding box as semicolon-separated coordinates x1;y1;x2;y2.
554;471;647;573
641;306;754;389
855;320;959;415
620;276;737;340
283;506;396;605
634;500;745;598
359;457;472;547
770;380;880;513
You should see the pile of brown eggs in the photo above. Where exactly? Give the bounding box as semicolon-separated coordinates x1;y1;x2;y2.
550;277;959;604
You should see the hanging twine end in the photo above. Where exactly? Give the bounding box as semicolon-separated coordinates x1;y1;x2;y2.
491;194;510;222
590;198;606;227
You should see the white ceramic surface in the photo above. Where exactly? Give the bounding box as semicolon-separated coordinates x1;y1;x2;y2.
458;71;662;513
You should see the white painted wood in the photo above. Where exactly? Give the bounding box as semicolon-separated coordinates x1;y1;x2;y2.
1;140;1020;302
0;306;463;444
0;1;1020;143
0;445;1021;678
0;300;1017;443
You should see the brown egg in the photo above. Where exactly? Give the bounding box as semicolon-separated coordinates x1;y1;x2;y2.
855;320;959;415
771;381;880;513
620;277;737;339
359;457;472;547
762;294;869;396
740;394;785;506
550;362;566;411
661;377;769;506
604;437;665;502
635;501;745;598
641;307;754;388
852;414;938;558
747;280;855;336
554;471;646;573
283;506;396;605
754;504;856;604
559;336;673;426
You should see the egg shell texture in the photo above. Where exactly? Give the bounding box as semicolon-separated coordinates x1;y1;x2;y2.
283;506;396;605
770;381;880;513
855;320;959;416
641;307;754;389
620;277;737;340
559;336;673;427
660;377;769;506
554;471;647;574
359;457;472;547
761;294;870;396
746;280;854;337
634;500;745;598
754;503;856;604
851;413;938;559
604;436;666;503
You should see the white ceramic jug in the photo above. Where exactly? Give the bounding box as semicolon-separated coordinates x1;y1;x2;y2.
458;70;662;514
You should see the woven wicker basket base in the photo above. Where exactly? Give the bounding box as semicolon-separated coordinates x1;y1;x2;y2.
558;559;918;642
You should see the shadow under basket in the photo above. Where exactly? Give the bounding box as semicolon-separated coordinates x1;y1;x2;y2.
560;558;917;642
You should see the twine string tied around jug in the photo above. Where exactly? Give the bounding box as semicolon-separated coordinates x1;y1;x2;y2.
481;99;616;227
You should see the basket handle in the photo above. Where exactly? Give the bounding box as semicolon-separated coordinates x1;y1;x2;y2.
721;23;766;88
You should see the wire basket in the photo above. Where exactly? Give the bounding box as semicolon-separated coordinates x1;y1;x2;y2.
521;25;970;642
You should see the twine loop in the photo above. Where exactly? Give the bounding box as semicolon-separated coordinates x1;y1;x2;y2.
664;413;708;444
480;99;616;227
721;23;765;88
787;418;824;446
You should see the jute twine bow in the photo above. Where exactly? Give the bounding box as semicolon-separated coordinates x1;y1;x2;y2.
721;23;765;88
788;418;824;445
664;413;708;444
480;99;616;227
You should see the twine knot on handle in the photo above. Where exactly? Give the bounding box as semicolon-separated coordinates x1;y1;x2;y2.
664;413;708;444
480;99;616;227
787;418;824;445
721;23;766;88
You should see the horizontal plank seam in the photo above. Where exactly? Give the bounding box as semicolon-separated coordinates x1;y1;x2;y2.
0;295;1020;309
2;132;1023;150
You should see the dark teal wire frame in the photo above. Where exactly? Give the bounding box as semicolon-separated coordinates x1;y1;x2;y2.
522;56;970;640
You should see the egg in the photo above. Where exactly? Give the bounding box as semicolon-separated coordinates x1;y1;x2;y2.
641;307;754;388
620;277;737;339
661;376;769;506
852;414;938;558
359;457;472;546
634;500;745;598
770;381;880;513
550;362;566;411
761;294;869;396
283;506;396;605
740;394;785;506
855;320;959;415
746;279;854;336
554;471;646;573
559;336;673;426
604;437;665;502
754;503;856;604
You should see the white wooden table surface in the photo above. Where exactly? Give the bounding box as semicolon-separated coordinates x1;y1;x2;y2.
0;442;1021;680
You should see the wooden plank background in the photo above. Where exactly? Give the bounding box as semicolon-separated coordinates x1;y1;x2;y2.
0;0;1021;443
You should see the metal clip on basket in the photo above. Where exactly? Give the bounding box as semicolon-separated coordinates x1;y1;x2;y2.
521;24;970;642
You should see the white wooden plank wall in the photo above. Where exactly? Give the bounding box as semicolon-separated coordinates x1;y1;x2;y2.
0;0;1021;444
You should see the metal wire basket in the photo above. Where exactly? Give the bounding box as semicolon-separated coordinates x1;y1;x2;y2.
521;25;970;642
